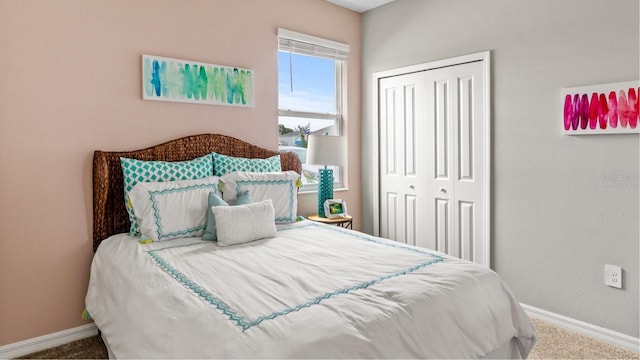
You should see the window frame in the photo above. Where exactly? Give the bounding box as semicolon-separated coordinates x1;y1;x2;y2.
277;29;349;192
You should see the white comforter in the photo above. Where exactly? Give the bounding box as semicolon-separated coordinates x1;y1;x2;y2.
85;221;536;359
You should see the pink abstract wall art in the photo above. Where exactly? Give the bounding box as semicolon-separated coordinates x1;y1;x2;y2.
562;81;640;135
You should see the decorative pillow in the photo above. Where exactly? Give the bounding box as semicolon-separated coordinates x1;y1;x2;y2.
220;171;300;224
128;177;220;242
212;152;281;176
203;190;253;241
121;154;214;235
214;199;277;247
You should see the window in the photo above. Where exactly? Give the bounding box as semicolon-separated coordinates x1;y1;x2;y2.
277;29;349;190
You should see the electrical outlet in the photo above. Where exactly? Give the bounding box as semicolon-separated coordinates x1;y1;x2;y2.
604;264;622;289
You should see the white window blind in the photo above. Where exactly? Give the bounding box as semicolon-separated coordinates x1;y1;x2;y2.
277;28;349;61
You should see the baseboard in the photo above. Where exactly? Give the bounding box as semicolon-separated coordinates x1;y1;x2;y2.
522;303;640;353
0;323;98;359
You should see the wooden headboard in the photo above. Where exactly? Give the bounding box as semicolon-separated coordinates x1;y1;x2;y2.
93;133;302;251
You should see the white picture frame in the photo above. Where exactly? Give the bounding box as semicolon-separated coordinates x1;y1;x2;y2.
324;199;348;218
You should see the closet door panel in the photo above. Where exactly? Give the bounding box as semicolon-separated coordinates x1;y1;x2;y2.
451;61;485;263
425;68;454;252
379;73;428;246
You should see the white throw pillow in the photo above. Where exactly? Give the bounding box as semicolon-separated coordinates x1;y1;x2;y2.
220;171;300;224
128;177;221;241
213;199;277;246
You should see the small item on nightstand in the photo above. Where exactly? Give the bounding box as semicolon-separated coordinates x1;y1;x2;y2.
324;199;348;219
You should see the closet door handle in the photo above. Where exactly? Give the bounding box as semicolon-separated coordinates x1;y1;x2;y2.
409;184;415;190
440;187;447;193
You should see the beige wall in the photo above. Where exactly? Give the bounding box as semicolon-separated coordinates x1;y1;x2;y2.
0;0;361;345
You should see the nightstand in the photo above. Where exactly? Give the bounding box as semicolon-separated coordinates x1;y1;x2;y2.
307;214;353;229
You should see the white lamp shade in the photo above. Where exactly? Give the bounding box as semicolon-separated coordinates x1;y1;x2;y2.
306;135;346;166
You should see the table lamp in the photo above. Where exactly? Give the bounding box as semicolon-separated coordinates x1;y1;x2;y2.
306;135;346;217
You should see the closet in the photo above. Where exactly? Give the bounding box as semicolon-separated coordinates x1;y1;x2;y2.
373;52;491;267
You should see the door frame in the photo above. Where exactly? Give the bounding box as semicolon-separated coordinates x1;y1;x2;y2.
372;51;492;267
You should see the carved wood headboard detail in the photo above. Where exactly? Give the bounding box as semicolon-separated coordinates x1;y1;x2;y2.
92;134;302;251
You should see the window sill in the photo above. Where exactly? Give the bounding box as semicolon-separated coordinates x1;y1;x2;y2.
298;187;349;195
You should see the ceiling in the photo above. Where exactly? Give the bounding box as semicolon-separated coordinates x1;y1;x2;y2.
326;0;394;13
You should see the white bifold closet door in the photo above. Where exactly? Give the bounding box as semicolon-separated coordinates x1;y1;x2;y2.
378;60;487;266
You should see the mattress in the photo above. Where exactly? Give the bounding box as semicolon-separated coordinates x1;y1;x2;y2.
85;220;536;358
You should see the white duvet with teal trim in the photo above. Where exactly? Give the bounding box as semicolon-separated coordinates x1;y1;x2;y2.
85;221;536;359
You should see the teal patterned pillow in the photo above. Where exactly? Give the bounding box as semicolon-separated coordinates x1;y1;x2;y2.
212;153;281;176
203;190;253;241
120;154;214;236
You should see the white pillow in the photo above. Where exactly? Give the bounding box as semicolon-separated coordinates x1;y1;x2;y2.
220;171;299;224
128;176;221;241
213;199;277;246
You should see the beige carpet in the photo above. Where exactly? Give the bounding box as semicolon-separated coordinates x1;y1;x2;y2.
17;318;640;359
528;318;639;359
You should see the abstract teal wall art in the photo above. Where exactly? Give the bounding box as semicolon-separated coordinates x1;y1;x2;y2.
142;54;254;107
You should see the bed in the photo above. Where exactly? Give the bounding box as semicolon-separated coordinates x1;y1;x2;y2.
85;133;536;359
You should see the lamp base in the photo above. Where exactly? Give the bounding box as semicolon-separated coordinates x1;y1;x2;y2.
317;168;333;217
